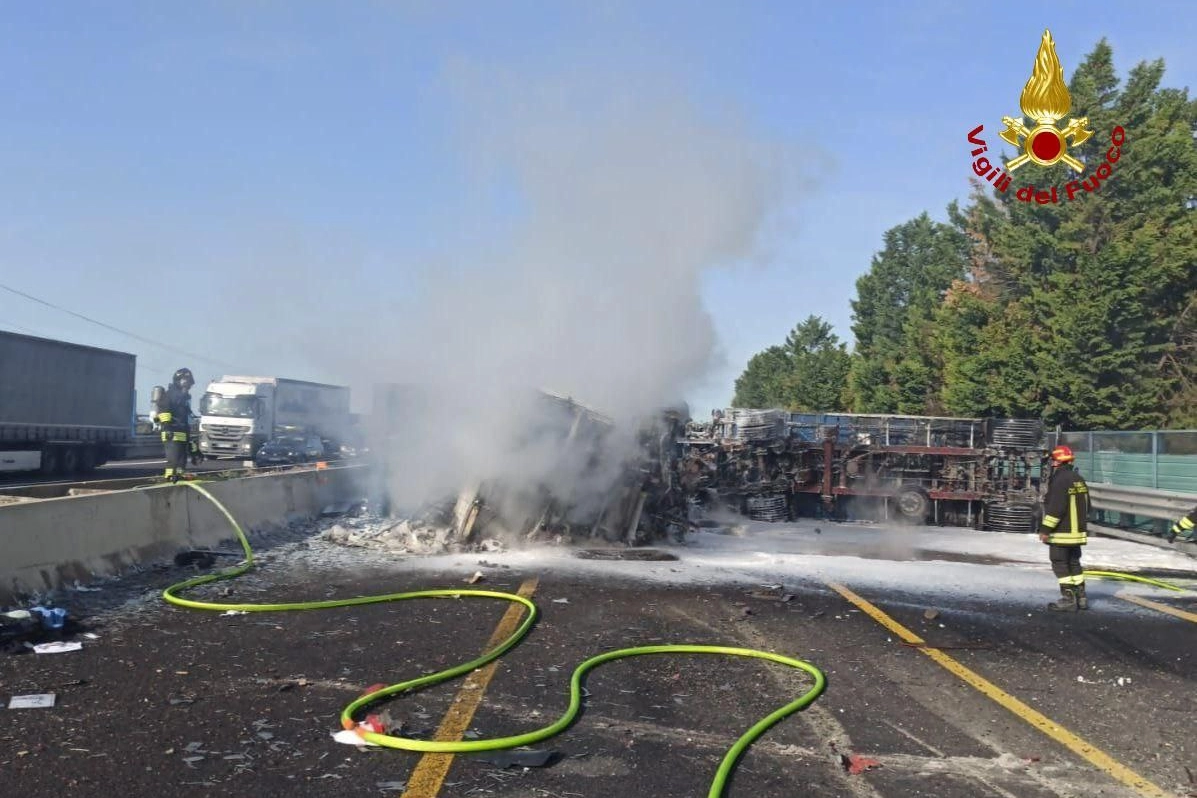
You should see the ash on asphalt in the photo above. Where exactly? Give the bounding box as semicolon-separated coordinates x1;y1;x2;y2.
3;520;1195;798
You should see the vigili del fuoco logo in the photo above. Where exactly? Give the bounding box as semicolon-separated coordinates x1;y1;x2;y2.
966;29;1125;204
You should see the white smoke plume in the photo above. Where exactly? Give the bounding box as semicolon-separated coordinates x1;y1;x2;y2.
347;65;803;518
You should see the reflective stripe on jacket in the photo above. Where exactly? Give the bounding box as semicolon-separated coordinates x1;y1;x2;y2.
1038;464;1089;545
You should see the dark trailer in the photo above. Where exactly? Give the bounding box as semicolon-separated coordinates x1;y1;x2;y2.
0;331;136;475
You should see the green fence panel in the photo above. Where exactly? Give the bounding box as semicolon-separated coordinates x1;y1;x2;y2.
1050;429;1197;493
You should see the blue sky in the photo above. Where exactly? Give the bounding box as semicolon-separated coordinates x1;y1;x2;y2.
1;1;1193;417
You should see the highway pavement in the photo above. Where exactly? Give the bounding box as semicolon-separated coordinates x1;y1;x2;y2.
2;528;1194;798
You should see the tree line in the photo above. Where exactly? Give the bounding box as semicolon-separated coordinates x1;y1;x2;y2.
733;39;1196;430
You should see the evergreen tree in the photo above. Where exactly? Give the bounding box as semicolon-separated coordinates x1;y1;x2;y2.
848;212;970;412
732;346;790;408
732;316;851;410
931;39;1197;428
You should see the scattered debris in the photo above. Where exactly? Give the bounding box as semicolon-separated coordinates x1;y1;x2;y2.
9;693;56;709
840;753;882;775
220;610;249;617
174;551;216;569
574;548;679;561
923;609;940;621
332;729;380;747
30;606;67;630
552;598;570;604
321;502;357;517
32;640;83;654
470;749;558;768
466;571;485;585
748;590;795;602
376;781;407;793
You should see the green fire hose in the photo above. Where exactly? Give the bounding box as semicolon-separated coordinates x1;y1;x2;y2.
162;481;827;798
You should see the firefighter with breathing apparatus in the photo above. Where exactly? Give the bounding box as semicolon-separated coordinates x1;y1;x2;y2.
154;368;196;483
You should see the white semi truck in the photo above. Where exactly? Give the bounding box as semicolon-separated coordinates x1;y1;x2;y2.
197;376;351;460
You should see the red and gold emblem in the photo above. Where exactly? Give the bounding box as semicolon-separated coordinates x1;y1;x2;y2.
999;30;1093;173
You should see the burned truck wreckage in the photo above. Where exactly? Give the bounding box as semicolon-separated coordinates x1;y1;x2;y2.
367;390;1048;551
367;388;691;551
680;410;1048;533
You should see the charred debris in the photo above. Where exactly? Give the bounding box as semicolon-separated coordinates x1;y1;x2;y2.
363;395;1048;552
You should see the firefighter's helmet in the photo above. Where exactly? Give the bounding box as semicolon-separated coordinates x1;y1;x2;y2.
173;367;195;388
1049;445;1074;464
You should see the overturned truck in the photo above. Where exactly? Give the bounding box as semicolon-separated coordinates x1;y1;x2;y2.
680;410;1047;532
372;386;690;548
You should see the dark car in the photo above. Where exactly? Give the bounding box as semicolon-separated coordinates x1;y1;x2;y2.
253;433;325;467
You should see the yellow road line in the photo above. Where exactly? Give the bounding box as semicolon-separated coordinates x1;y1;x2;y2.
1115;589;1197;623
401;577;539;798
827;582;1171;798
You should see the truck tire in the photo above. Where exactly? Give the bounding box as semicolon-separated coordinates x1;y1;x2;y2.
982;502;1037;533
895;488;929;523
61;446;81;475
985;419;1044;450
40;446;61;476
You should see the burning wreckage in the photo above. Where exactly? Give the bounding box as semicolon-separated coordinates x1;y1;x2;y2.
332;391;692;554
332;397;1049;555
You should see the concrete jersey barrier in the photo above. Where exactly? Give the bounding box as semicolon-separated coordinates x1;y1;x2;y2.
0;466;364;603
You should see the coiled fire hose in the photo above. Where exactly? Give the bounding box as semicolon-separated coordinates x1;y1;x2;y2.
162;481;827;798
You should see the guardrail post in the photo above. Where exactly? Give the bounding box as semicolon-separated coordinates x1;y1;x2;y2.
1151;432;1159;490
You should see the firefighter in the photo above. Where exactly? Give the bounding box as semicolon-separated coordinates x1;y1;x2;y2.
157;367;195;482
1167;506;1196;543
1037;445;1090;612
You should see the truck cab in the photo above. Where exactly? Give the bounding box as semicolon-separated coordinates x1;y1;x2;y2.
198;380;272;459
198;376;351;461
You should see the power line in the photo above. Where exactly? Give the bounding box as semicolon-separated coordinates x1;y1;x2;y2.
0;317;171;375
0;281;241;372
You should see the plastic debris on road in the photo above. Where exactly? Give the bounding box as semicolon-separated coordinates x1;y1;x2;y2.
9;693;56;709
32;641;83;654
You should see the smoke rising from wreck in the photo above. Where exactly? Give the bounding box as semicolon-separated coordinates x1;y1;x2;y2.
360;70;799;522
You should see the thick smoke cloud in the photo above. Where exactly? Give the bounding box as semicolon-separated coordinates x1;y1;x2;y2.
353;66;800;515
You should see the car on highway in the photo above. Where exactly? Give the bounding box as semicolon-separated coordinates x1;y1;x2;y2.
253;433;325;468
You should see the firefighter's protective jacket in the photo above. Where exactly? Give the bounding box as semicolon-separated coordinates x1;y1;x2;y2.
157;385;193;442
1174;506;1196;538
1038;464;1089;545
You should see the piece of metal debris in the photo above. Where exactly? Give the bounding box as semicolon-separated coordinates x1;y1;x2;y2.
575;548;678;561
469;749;558;768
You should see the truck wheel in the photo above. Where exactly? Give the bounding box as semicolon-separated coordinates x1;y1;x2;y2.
61;447;81;475
895;488;929;523
40;447;61;476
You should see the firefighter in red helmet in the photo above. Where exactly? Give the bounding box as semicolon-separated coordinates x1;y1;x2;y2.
1037;445;1091;611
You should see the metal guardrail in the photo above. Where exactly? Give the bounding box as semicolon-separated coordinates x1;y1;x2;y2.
1088;483;1197;521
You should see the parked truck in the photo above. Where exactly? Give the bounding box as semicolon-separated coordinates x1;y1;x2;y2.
0;331;136;475
197;376;351;460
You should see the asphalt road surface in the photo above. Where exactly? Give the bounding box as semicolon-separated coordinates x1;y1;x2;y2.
2;534;1194;798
